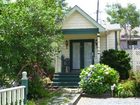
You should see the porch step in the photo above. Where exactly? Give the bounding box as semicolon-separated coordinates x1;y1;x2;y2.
52;73;80;87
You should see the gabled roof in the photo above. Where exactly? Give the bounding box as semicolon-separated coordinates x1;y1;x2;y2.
63;5;106;32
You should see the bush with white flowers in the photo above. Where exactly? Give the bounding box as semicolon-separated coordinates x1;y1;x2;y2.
79;64;119;95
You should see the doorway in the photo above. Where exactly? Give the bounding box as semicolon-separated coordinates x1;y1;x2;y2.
70;40;94;72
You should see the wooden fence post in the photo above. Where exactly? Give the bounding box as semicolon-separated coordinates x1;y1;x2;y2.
21;71;28;105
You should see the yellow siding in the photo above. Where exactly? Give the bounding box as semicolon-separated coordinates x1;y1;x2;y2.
94;34;107;63
61;42;70;58
100;34;107;53
106;31;120;50
55;54;61;73
55;42;70;73
63;11;96;29
107;31;115;49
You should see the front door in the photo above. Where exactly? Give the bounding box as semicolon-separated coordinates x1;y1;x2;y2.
70;40;94;71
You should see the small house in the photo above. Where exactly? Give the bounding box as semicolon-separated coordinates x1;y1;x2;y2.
53;5;121;87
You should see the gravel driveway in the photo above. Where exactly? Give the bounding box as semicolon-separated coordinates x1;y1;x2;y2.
76;97;140;105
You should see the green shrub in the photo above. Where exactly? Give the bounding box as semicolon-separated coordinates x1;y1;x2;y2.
79;64;119;95
100;49;131;79
115;80;137;97
28;72;48;99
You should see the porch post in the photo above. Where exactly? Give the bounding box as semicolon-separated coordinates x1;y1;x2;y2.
21;71;28;105
97;33;100;63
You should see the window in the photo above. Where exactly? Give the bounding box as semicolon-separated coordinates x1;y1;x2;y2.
127;40;137;49
128;40;137;45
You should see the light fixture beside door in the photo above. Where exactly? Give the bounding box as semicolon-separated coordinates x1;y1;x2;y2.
65;40;68;49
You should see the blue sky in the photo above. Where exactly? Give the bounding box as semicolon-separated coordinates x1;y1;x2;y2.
66;0;140;25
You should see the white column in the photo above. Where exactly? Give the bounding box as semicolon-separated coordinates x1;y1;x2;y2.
97;33;101;63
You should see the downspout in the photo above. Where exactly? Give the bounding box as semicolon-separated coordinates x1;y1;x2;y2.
105;30;108;50
115;31;118;50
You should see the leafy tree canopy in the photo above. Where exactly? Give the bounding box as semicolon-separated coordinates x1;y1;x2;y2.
0;0;66;85
106;3;140;35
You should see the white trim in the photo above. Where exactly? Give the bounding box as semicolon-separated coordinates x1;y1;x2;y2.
0;86;25;93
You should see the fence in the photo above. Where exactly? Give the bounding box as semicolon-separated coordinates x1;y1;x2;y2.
0;72;28;105
0;86;25;105
126;49;140;71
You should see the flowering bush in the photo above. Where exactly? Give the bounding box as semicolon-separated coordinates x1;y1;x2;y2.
79;64;119;95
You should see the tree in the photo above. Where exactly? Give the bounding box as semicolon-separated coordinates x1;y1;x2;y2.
106;3;140;36
0;0;66;86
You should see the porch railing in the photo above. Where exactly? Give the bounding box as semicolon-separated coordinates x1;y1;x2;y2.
0;86;25;105
0;71;28;105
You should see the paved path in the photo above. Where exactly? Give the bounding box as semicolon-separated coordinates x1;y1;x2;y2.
77;97;140;105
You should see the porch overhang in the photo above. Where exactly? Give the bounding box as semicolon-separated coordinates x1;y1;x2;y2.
62;28;99;35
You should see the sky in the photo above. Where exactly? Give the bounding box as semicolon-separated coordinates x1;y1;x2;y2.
66;0;140;25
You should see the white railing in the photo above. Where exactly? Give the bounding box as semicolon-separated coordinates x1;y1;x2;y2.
0;86;25;105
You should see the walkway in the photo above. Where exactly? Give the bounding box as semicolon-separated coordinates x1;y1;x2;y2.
77;97;140;105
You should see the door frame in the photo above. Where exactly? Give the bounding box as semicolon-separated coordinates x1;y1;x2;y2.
70;39;95;71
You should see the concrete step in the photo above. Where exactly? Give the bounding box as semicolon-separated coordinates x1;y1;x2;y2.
53;73;80;87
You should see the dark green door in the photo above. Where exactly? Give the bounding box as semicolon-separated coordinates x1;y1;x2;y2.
70;40;94;71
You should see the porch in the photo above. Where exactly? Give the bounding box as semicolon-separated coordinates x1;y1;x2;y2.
53;33;101;87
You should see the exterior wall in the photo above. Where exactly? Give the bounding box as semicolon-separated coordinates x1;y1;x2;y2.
55;42;70;73
55;54;61;73
100;34;107;53
63;11;96;29
93;34;107;64
106;31;120;50
94;31;120;62
121;40;128;49
55;31;121;72
107;31;115;49
138;41;140;49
